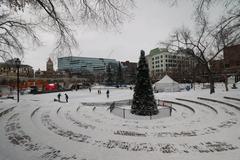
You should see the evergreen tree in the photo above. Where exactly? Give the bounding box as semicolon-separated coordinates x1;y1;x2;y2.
116;62;124;86
105;64;113;86
131;50;158;116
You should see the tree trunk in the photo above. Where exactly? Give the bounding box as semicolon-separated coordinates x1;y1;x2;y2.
206;64;215;94
224;75;229;91
193;66;197;91
209;74;215;94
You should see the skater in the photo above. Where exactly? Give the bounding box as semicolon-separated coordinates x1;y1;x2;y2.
89;87;91;92
65;93;69;103
106;89;110;98
57;93;61;102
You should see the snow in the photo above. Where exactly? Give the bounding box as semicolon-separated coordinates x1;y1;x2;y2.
0;83;240;160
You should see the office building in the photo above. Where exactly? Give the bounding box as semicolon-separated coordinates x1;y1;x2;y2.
146;48;196;82
58;56;119;75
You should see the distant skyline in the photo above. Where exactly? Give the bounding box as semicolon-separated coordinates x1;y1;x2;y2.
18;0;221;70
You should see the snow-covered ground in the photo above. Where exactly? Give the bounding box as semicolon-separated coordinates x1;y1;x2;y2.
0;83;240;160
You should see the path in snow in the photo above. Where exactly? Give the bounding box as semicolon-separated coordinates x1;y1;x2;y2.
0;86;240;160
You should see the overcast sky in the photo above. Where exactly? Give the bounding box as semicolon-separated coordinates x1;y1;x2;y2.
21;0;221;70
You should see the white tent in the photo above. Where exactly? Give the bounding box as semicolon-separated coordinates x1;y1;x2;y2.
154;75;180;92
227;76;235;84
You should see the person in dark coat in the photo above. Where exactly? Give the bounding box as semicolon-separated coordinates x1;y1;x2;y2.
106;89;110;98
57;93;61;102
65;93;69;102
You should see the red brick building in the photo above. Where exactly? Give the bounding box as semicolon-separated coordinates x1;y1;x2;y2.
121;61;137;84
224;44;240;69
210;59;225;74
224;44;240;82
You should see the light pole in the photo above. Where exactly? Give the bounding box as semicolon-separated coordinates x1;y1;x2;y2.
15;58;21;103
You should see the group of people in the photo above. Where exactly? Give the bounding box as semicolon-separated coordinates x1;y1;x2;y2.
97;89;110;98
89;87;110;98
56;88;110;102
57;93;69;103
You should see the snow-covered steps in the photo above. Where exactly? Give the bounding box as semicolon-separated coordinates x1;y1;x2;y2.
198;97;240;111
224;96;240;102
176;98;218;114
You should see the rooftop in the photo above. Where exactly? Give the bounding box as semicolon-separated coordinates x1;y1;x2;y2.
148;48;169;56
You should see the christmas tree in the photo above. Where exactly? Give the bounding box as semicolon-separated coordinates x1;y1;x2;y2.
131;50;158;116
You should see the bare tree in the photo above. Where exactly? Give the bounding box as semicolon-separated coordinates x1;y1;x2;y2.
0;11;39;61
159;0;239;94
161;15;238;93
0;0;134;61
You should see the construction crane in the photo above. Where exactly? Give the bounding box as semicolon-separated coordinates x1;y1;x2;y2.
107;49;114;58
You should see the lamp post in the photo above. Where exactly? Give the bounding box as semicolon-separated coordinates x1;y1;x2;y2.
15;58;21;103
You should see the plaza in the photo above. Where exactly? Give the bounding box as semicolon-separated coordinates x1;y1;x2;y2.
0;84;239;160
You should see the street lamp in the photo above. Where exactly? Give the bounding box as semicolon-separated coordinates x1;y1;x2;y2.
15;58;21;103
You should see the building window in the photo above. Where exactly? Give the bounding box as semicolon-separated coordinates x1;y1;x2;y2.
225;64;230;68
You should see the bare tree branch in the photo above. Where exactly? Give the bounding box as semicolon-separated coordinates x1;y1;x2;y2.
0;0;134;61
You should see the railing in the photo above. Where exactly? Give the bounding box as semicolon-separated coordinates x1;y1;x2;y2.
109;99;174;120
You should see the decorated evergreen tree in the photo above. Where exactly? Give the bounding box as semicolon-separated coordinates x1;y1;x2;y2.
131;50;158;116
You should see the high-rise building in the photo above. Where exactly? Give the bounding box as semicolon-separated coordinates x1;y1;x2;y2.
58;56;119;75
146;48;196;82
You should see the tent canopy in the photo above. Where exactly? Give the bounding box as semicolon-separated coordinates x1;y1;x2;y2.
154;75;180;92
155;75;178;84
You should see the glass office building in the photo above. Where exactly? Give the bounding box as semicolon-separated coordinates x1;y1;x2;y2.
58;56;118;74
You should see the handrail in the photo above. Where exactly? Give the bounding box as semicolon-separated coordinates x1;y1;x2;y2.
176;98;218;114
224;96;240;102
198;97;240;111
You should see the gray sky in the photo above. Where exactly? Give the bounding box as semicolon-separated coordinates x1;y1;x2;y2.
22;0;212;70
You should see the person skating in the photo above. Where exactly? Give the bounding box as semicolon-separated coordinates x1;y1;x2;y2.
65;93;69;103
106;89;110;98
